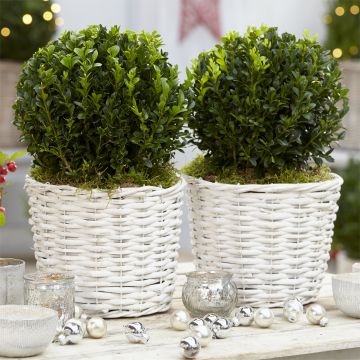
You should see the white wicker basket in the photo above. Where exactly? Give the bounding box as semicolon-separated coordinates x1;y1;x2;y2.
25;175;185;318
186;174;343;307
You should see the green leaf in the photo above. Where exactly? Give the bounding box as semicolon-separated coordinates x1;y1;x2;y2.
9;151;27;161
107;45;120;57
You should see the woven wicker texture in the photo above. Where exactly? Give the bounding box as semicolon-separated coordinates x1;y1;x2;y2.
25;176;185;318
186;174;343;307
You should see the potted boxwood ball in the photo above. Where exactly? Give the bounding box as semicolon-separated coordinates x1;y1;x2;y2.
183;26;348;307
14;25;190;317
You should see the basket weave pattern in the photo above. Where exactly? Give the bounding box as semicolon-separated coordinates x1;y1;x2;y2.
186;174;343;307
25;176;185;318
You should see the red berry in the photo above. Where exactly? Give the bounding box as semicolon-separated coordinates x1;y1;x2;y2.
0;207;5;213
0;167;7;175
7;161;17;172
0;175;5;183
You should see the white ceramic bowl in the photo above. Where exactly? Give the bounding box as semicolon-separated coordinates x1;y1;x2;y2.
0;305;58;357
332;273;360;318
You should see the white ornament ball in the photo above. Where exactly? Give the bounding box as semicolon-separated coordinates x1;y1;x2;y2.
189;324;212;347
170;310;190;331
283;297;304;323
254;308;274;328
235;306;254;326
319;316;329;327
306;304;326;325
180;336;201;359
86;317;107;339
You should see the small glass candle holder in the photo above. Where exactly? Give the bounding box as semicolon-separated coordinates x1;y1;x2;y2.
182;271;238;317
0;258;25;305
24;272;75;327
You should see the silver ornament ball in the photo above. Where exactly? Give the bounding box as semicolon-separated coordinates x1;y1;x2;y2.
189;324;212;347
254;308;274;328
188;318;208;331
212;317;232;339
125;322;149;344
235;306;254;326
306;304;326;325
203;313;218;329
319;316;329;327
170;310;190;331
62;318;84;344
86;317;107;339
283;297;304;323
74;304;83;319
180;336;201;359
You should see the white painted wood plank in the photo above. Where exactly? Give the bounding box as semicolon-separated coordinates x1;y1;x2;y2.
15;264;360;360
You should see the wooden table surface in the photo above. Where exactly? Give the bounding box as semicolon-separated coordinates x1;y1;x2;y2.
20;263;360;360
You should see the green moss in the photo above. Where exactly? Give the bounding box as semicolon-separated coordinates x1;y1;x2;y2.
30;164;179;190
181;155;333;184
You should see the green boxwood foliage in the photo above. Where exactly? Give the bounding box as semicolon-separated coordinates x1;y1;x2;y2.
14;25;190;188
0;0;56;61
186;26;349;178
333;159;360;259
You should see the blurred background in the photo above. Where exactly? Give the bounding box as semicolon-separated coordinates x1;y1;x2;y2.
0;0;359;271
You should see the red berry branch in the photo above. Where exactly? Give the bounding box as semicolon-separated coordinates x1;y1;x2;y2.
0;150;26;227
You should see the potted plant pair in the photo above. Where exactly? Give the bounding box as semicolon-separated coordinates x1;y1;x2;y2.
183;26;348;306
14;25;190;317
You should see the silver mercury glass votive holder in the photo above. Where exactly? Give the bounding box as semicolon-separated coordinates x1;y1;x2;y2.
24;272;75;328
182;271;238;317
0;258;25;305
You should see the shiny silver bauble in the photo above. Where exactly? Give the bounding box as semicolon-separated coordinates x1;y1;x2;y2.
212;317;232;339
235;306;254;326
254;308;274;328
283;297;304;323
180;336;201;359
60;318;84;344
125;322;149;344
203;313;218;329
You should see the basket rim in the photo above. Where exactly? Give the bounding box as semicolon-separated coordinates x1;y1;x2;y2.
184;172;343;193
25;174;185;197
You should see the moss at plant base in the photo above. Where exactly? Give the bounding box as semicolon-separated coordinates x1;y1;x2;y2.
31;164;179;190
182;155;333;185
